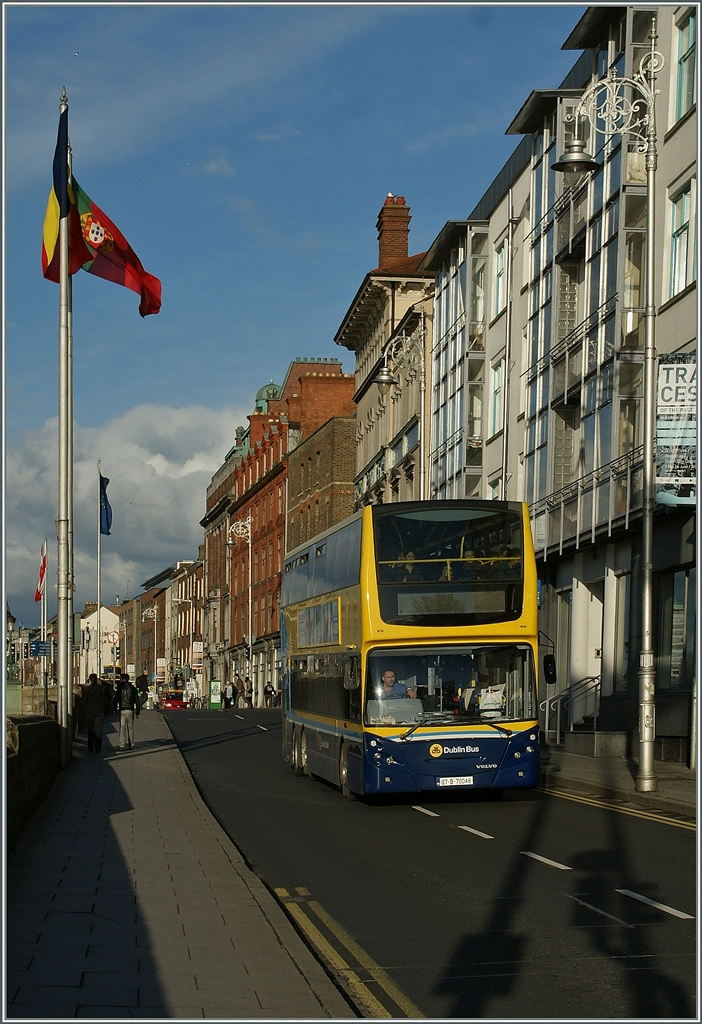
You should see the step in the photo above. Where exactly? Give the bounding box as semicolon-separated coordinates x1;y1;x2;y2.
563;731;628;758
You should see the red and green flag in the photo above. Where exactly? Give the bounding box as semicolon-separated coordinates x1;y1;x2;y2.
42;108;161;317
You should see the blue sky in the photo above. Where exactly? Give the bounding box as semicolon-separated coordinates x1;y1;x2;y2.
4;3;586;627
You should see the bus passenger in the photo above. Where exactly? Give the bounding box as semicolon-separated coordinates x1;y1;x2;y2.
378;669;416;700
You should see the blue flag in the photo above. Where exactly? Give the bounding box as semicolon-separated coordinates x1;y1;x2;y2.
100;474;112;536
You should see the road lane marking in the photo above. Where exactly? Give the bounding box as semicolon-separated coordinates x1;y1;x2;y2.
274;888;391;1017
542;787;696;831
615;889;695;919
294;888;425;1018
458;825;494;840
564;893;634;928
412;806;439;817
235;715;244;720
256;725;268;731
521;851;572;871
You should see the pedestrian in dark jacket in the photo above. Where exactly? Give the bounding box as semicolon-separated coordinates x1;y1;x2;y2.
116;673;140;751
83;673;105;752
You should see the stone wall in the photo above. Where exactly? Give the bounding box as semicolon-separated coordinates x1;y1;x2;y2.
6;716;60;854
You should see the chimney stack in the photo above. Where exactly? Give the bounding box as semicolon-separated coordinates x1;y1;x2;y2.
376;194;410;268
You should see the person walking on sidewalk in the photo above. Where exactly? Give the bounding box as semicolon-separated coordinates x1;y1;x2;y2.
245;676;253;708
235;673;246;708
83;673;105;753
116;673;140;751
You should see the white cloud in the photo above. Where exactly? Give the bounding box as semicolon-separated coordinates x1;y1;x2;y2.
252;126;301;144
202;156;236;178
5;402;249;626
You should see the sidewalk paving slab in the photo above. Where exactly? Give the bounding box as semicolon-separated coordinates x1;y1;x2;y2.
6;711;357;1020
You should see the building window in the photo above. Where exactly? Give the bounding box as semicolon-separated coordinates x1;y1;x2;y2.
494;240;506;316
670;184;695;297
657;567;696;690
490;361;503;437
676;12;696;121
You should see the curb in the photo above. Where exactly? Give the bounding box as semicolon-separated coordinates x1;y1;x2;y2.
540;768;697;820
161;715;358;1019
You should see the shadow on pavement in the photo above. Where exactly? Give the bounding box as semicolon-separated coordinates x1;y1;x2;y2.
6;722;170;1018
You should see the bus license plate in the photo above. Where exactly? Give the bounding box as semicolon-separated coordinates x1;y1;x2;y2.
437;775;474;787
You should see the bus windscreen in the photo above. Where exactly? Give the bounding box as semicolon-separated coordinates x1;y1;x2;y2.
373;506;524;626
366;645;536;726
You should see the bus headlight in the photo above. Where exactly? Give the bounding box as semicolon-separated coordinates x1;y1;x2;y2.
513;751;521;758
526;745;535;753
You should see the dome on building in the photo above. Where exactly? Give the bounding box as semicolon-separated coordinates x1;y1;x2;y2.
254;380;282;410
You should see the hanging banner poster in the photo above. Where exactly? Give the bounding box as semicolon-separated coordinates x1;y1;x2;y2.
192;641;203;670
656;353;696;505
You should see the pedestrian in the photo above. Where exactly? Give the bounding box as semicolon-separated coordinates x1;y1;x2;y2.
115;672;140;751
263;681;275;708
223;681;234;709
245;676;253;708
83;673;105;753
235;673;246;708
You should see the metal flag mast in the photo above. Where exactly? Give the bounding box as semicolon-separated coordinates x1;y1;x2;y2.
56;88;74;768
97;460;102;678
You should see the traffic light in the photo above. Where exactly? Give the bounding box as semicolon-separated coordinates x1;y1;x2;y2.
23;642;29;659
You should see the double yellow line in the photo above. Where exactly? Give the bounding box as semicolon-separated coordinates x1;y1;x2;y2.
543;787;696;831
275;886;424;1018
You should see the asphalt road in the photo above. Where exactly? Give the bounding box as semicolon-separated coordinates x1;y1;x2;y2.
164;708;697;1019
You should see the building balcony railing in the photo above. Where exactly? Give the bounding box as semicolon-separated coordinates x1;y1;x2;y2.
525;294;617;384
529;445;644;559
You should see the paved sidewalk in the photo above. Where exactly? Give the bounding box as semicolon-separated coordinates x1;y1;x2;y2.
6;711;356;1019
541;745;697;819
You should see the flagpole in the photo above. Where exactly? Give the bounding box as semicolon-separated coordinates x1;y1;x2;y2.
56;88;71;769
67;269;74;756
42;541;49;717
97;460;102;678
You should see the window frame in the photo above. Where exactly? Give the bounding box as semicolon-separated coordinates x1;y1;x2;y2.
669;182;696;298
676;10;697;122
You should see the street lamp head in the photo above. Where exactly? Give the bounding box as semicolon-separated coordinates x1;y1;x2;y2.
373;365;399;398
552;137;600;175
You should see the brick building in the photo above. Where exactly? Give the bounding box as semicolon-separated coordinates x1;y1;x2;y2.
201;358;355;704
286;415;356;550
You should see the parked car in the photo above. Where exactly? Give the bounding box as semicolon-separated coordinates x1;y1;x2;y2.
160;690;188;710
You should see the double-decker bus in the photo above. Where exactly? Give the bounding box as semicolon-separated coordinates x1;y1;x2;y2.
281;500;540;798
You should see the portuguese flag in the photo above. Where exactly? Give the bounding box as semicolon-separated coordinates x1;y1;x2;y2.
42;109;161;318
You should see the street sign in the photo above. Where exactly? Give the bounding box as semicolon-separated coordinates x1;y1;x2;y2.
107;630;119;644
30;640;55;657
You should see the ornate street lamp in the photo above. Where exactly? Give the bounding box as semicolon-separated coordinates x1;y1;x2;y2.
552;16;663;792
228;514;254;690
372;318;427;499
141;606;158;687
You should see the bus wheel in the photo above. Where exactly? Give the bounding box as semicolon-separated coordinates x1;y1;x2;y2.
300;728;309;775
339;742;354;800
292;727;304;775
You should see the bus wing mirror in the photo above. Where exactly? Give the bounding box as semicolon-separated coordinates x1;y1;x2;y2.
343;657;359;690
542;654;557;687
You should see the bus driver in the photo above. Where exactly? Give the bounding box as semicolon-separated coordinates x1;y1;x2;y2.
378;669;416;700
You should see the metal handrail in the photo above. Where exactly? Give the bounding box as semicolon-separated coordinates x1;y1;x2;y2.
540;674;602;745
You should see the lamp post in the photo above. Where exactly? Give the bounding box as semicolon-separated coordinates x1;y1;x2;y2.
372;314;427;500
552;16;663;792
229;514;253;695
178;597;194;683
141;606;158;691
